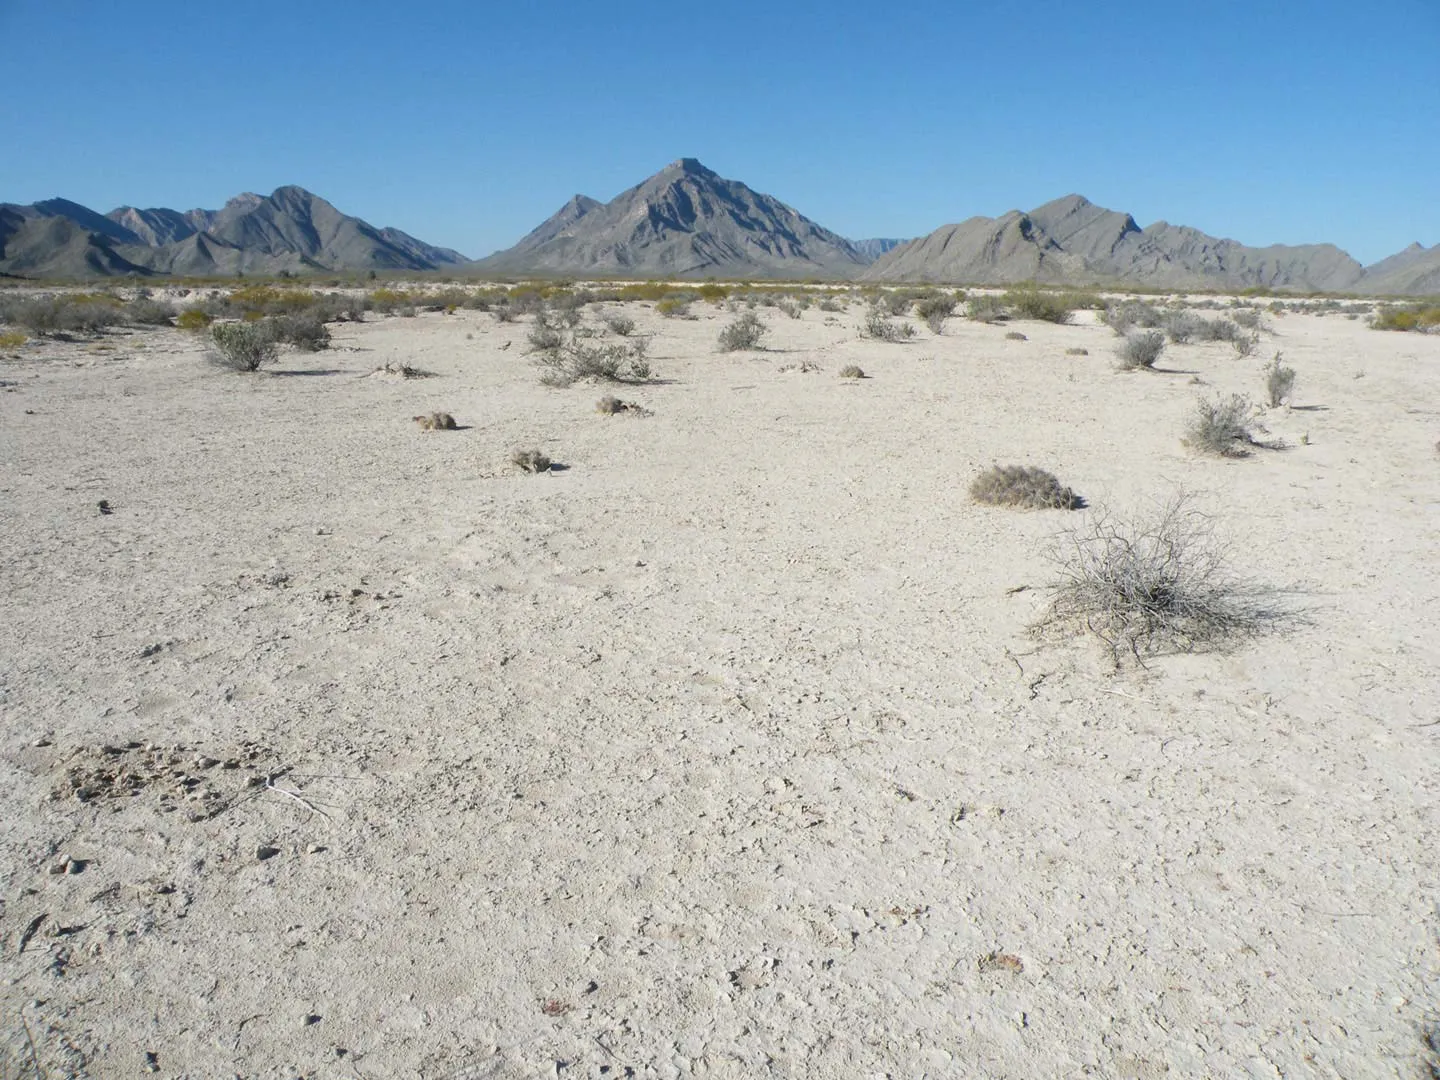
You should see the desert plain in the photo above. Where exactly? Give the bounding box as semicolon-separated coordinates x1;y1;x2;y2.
1;288;1437;1079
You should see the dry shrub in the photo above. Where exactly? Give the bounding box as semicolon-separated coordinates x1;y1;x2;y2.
717;311;768;351
1183;394;1268;456
1117;330;1165;370
1039;493;1288;657
862;311;915;342
0;330;26;349
1005;331;1028;341
970;465;1081;510
511;449;551;473
1065;347;1089;356
966;295;1008;323
414;412;457;431
839;365;865;379
536;338;652;387
1263;351;1296;407
603;313;635;336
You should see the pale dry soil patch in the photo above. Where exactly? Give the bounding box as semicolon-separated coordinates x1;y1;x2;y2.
1;300;1437;1078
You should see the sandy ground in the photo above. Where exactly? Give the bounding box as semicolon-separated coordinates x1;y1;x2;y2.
1;295;1437;1079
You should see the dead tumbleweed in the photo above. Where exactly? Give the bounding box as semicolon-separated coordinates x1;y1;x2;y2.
1037;493;1291;658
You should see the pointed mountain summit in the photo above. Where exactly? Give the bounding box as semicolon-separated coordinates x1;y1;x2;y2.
477;159;867;279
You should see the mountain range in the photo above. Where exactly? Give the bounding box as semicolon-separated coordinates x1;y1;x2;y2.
3;162;1437;294
0;187;469;279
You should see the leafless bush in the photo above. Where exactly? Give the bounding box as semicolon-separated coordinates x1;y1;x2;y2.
123;297;176;326
1117;330;1165;370
527;324;564;352
916;294;957;333
1039;493;1286;657
1102;300;1163;335
970;465;1081;510
603;313;635;336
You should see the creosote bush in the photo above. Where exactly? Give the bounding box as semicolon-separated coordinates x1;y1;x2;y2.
1117;330;1165;370
717;311;768;352
176;309;215;331
0;293;125;336
970;465;1082;510
1182;394;1263;456
209;321;278;372
1263;352;1296;407
656;298;691;318
1002;287;1083;324
1040;493;1285;657
915;294;957;333
1370;304;1440;332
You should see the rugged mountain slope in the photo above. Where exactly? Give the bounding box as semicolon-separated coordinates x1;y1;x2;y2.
477;159;866;279
865;195;1370;292
0;187;470;278
1361;243;1440;296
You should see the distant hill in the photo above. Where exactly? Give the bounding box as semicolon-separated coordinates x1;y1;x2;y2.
1360;243;1440;296
863;194;1372;293
0;187;471;278
850;238;906;262
475;159;867;279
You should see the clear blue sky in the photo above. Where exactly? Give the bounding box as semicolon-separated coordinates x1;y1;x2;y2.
3;0;1436;264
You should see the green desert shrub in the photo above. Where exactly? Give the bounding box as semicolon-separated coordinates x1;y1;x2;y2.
970;465;1082;510
1041;493;1284;656
1117;330;1165;370
1371;304;1440;332
717;311;768;351
656;297;691;318
209;321;278;372
176;308;214;331
1262;352;1296;407
915;294;957;333
1002;287;1077;324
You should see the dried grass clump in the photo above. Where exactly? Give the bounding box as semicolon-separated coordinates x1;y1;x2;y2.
717;311;768;351
970;465;1081;510
839;365;866;379
1116;330;1165;370
1065;347;1089;356
414;412;457;431
1005;331;1028;341
1182;394;1268;456
1262;351;1296;407
511;449;551;473
1040;494;1287;657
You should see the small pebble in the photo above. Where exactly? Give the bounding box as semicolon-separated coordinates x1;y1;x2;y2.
256;846;281;861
